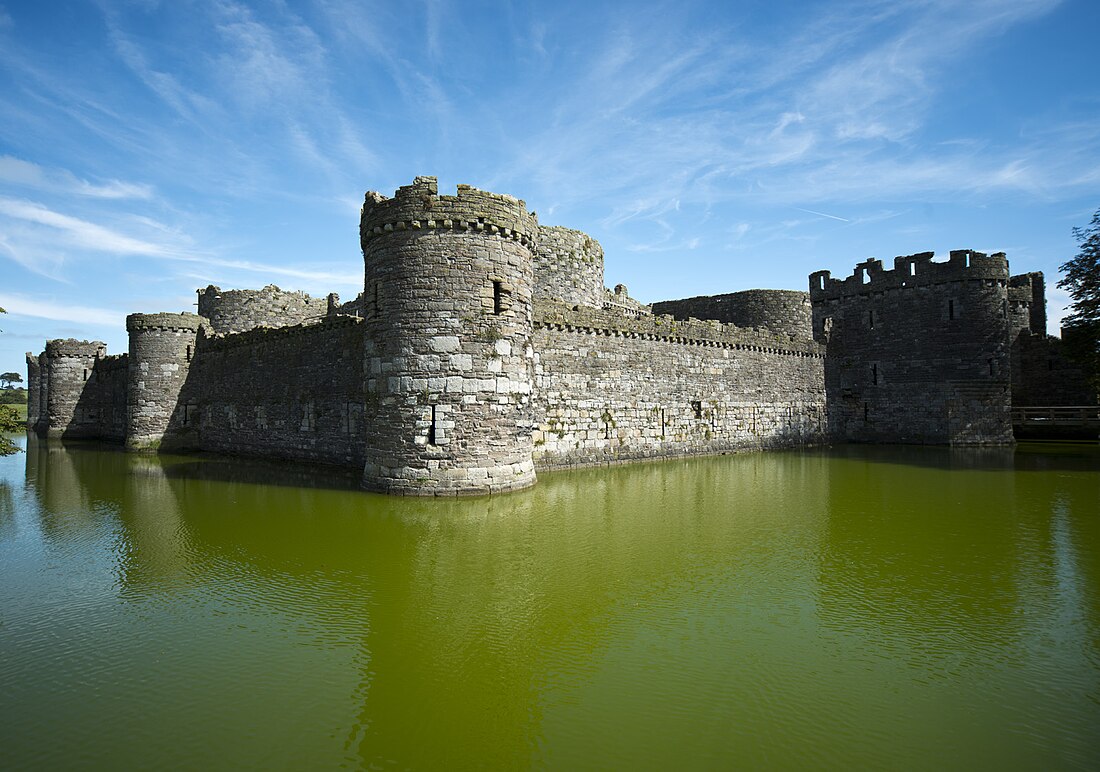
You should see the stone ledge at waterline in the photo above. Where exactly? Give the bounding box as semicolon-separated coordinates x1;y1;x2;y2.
24;177;1090;495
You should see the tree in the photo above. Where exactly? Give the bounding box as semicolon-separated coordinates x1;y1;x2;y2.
1058;207;1100;393
1;372;22;389
0;307;21;455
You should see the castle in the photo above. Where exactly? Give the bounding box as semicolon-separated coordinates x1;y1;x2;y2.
22;177;1091;495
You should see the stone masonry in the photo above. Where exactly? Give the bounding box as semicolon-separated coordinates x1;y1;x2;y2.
24;177;1088;496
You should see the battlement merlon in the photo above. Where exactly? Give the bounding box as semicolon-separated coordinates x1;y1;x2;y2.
126;312;205;333
45;339;107;359
809;250;1010;300
360;176;540;250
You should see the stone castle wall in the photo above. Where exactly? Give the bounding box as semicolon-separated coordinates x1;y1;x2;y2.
27;178;1088;496
197;285;327;334
653;289;813;340
531;302;826;468
810;250;1014;444
533;225;605;309
174;316;366;466
1011;332;1095;407
359;177;538;495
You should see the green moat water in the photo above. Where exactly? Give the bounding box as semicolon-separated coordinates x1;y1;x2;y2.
1;436;1098;770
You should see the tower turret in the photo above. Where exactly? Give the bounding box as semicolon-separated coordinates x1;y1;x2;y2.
359;176;538;495
44;339;106;438
126;313;203;450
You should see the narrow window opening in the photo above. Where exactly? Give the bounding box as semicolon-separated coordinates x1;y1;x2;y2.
948;299;956;320
964;252;971;268
868;309;875;329
373;282;380;317
988;358;995;376
660;408;666;438
871;363;878;385
817;275;825;290
909;262;917;276
691;400;702;420
863;402;869;421
861;268;870;285
186;344;192;362
492;281;503;315
1001;300;1007;319
428;404;437;445
83;368;88;381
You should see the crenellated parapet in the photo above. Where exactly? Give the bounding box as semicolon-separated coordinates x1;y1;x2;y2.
809;249;1009;301
127;312;206;334
197;285;326;334
360;176;539;250
46;339;107;359
196;314;363;352
536;301;823;358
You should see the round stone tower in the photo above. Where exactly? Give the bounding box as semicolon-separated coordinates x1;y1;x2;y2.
125;313;203;450
44;339;106;438
359;176;538;495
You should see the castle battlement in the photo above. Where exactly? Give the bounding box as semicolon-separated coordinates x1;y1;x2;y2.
126;312;205;333
26;177;1083;495
535;301;822;358
360;176;539;248
45;339;106;358
809;249;1009;301
197;314;364;352
197;285;327;334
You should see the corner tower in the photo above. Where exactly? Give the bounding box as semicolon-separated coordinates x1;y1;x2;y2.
359;177;538;495
810;249;1013;445
126;313;203;450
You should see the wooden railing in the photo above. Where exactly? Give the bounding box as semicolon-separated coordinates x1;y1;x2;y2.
1011;406;1100;426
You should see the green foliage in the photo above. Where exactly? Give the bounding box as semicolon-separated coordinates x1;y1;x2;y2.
0;404;22;455
0;388;27;405
1;371;22;388
1058;208;1100;390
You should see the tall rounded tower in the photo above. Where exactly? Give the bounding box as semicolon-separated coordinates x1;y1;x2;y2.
126;313;203;451
359;176;538;495
44;339;105;438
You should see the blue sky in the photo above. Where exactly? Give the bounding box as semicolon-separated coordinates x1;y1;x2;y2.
2;0;1099;379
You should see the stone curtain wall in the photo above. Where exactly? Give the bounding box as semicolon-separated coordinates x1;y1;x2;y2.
1011;333;1095;407
810;250;1013;445
174;317;366;467
358;177;539;495
653;290;813;340
197;285;327;334
88;355;129;442
533;225;605;308
531;302;827;469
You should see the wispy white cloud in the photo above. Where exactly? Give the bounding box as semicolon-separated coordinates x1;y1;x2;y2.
0;197;177;256
0;292;126;328
0;155;153;199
